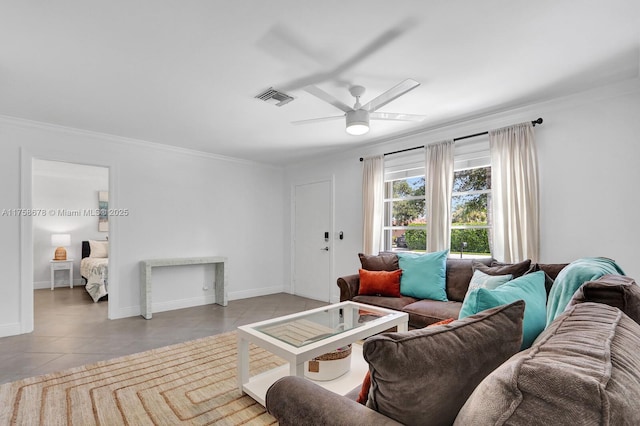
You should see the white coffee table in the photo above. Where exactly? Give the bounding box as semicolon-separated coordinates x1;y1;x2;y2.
237;301;408;406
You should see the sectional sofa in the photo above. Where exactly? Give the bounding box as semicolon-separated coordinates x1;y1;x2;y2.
266;274;640;425
337;253;567;328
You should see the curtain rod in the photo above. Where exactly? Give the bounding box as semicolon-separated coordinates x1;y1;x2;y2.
359;117;543;161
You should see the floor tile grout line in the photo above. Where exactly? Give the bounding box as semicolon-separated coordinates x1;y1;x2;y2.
0;287;327;385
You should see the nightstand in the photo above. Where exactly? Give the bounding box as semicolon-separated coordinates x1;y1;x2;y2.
50;259;74;290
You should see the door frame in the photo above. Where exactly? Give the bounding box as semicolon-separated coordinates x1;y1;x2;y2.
290;176;335;302
19;147;119;334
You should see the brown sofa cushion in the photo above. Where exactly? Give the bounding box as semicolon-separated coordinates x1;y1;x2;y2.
455;302;640;425
266;376;403;426
364;301;524;426
353;294;417;313
473;259;531;278
358;253;399;271
533;262;568;280
446;258;492;302
530;263;570;294
568;274;640;325
402;299;463;328
357;317;456;405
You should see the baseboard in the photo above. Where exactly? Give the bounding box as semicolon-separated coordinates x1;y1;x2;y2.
228;285;284;301
111;305;141;320
110;296;220;320
33;280;49;290
151;295;217;314
106;287;287;320
34;279;85;290
0;322;22;338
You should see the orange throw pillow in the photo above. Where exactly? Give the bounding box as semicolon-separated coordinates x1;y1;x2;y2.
430;317;456;327
358;269;402;297
356;369;372;404
356;317;456;404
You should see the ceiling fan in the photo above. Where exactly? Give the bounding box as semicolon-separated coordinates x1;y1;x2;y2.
259;18;418;93
293;79;426;135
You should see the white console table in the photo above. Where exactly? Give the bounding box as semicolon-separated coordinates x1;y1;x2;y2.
140;256;228;319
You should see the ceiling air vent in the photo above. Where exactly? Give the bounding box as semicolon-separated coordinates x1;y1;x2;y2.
255;87;294;107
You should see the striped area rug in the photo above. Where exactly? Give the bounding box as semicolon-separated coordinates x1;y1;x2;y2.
0;331;284;425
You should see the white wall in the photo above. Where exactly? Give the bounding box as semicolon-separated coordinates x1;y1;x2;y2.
284;79;640;300
0;118;285;337
32;160;109;288
536;83;640;273
3;79;639;338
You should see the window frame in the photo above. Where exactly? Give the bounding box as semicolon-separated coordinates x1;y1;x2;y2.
381;137;492;255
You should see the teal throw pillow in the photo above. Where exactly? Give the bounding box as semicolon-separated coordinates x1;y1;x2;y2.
397;250;448;301
459;270;547;349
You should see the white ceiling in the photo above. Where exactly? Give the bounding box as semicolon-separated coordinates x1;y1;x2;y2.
1;1;639;165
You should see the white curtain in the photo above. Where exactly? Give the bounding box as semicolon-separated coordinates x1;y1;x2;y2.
425;141;455;252
362;155;384;255
489;122;539;263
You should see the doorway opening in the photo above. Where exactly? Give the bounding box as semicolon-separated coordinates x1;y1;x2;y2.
32;159;110;323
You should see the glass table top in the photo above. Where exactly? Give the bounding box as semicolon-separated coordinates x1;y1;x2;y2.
252;303;394;348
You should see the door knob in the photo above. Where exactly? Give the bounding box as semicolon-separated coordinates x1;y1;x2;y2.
320;247;329;251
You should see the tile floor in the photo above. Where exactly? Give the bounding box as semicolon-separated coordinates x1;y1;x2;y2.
0;287;327;384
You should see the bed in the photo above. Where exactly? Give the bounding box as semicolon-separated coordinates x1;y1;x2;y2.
81;240;109;302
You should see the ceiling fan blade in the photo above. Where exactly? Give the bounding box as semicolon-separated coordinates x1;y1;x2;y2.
257;24;341;91
257;24;330;71
270;18;417;92
279;72;335;92
330;18;418;77
304;85;353;113
291;115;344;125
370;112;426;122
362;79;421;112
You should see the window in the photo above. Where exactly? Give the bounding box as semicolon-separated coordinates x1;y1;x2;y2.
383;176;426;251
451;166;491;257
382;137;491;257
382;152;426;252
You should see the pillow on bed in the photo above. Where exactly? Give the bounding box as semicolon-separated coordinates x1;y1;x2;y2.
89;240;108;258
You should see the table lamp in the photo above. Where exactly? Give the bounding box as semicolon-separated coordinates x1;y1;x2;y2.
51;234;71;260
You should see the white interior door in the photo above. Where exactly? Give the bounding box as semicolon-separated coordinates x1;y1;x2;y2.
293;179;332;302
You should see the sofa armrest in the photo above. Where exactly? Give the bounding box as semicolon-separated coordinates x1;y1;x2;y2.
266;376;402;426
337;274;360;301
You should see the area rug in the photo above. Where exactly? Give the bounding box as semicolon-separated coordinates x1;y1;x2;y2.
0;331;285;425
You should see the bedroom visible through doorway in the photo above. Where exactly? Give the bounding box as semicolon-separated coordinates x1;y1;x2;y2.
32;159;110;317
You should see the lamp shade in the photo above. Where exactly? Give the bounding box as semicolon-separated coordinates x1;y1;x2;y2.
51;234;71;247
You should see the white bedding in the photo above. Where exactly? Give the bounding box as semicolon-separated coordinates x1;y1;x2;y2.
81;257;108;302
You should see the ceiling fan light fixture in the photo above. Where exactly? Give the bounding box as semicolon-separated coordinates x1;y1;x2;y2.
346;109;369;135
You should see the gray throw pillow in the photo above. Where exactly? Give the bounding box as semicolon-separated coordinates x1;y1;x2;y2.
455;302;640;425
358;253;399;271
472;259;531;278
363;301;525;426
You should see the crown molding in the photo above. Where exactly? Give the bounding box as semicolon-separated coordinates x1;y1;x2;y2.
0;115;282;170
353;76;640;158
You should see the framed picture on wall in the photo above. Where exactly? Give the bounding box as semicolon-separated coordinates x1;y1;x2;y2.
98;191;108;232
